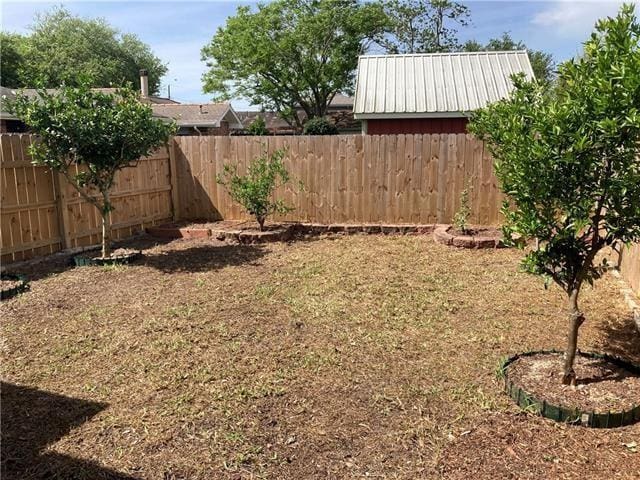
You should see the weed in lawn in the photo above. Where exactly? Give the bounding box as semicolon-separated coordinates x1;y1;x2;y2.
166;304;198;319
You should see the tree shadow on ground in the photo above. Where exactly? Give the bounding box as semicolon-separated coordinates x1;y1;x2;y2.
595;313;640;362
3;236;176;283
1;382;137;480
142;242;269;274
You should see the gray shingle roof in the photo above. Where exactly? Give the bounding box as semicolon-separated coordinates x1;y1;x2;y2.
353;50;535;118
151;103;242;128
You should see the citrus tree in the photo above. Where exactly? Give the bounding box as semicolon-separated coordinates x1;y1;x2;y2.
217;149;294;231
469;4;640;385
10;84;175;258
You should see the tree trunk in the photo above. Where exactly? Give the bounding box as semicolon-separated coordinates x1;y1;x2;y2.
562;287;585;386
257;216;265;232
100;190;112;258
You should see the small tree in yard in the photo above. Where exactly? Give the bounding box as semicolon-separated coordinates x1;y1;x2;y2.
217;149;294;231
469;4;640;385
10;84;175;258
453;185;471;234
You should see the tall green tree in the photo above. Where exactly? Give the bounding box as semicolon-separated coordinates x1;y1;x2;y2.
10;85;175;258
5;7;166;93
469;4;640;385
463;33;555;84
378;0;470;53
0;32;27;88
201;0;386;129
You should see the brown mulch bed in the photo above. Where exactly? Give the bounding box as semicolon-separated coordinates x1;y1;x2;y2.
166;219;290;232
451;226;502;238
1;235;638;479
507;352;640;412
77;248;142;261
0;277;23;291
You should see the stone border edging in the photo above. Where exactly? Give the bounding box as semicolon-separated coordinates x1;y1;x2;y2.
433;225;503;249
500;350;640;428
1;273;29;300
146;223;442;244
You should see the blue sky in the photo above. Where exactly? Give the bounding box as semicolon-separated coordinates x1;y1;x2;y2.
1;1;634;111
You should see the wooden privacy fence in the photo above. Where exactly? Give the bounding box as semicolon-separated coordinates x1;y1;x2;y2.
173;134;504;225
618;243;640;296
1;134;172;263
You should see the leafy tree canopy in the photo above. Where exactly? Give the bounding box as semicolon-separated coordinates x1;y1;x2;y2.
469;4;640;384
1;7;167;94
377;0;470;53
9;84;175;257
302;116;338;135
201;0;386;129
0;32;26;88
247;115;270;136
463;33;555;84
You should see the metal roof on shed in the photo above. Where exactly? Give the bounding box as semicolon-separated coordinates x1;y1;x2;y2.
353;51;534;118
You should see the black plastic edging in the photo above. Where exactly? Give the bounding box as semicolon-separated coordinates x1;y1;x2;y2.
501;350;640;428
1;273;29;300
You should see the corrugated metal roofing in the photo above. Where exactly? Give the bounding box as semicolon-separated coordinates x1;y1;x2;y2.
353;51;534;118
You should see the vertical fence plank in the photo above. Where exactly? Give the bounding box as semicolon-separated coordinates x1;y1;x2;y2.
3;132;511;263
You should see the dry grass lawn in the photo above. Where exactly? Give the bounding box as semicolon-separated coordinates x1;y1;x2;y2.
1;234;639;479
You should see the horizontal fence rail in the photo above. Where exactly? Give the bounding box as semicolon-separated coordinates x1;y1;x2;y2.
1;134;173;263
173;134;504;225
3;131;639;292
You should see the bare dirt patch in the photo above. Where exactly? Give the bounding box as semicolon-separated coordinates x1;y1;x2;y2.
507;352;640;412
2;235;638;479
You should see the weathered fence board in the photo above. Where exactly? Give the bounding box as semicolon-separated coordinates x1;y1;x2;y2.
173;134;505;225
1;134;172;263
618;243;640;296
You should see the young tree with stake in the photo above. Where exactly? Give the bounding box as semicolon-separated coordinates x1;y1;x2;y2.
10;84;175;258
470;4;640;385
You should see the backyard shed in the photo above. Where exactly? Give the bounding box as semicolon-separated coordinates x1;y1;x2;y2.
353;50;535;135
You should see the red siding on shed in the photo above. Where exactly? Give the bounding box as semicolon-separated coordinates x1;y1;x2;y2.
367;117;468;135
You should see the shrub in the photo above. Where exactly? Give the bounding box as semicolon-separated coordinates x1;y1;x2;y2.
469;4;640;385
247;115;269;135
10;84;175;258
453;186;471;234
217;149;294;231
303;117;338;135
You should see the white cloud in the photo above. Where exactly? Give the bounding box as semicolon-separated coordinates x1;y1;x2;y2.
532;0;636;35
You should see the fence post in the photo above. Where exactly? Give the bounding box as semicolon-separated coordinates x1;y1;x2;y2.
168;138;181;221
53;171;72;250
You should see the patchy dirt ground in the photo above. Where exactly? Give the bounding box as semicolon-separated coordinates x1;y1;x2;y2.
1;235;638;479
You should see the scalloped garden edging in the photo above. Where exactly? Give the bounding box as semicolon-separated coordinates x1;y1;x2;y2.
147;222;441;244
433;225;504;249
1;273;29;300
501;350;640;428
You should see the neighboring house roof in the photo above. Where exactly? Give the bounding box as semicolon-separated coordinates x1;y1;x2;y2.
0;87;18;120
353;50;535;119
328;94;354;109
0;86;178;113
236;111;295;132
151;103;243;129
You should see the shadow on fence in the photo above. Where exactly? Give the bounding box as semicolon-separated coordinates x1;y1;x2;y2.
596;313;640;363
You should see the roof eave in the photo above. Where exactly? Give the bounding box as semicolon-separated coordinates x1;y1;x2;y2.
354;111;470;120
